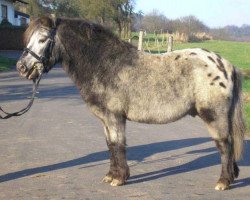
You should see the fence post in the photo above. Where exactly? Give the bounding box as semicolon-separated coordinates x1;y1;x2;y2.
167;36;173;52
138;30;143;51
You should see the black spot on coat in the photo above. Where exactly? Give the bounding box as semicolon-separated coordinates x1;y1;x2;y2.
190;52;197;56
207;56;216;63
216;58;228;80
219;82;226;89
175;55;181;60
213;76;220;81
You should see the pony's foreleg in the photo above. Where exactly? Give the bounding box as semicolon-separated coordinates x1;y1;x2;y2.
102;116;130;186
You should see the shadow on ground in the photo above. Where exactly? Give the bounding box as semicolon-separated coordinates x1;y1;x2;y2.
0;138;249;188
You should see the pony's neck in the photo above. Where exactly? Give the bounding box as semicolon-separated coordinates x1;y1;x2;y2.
56;19;137;88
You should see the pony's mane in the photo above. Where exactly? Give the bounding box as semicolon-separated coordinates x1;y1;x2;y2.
63;18;116;36
58;17;124;46
56;17;136;63
24;17;121;46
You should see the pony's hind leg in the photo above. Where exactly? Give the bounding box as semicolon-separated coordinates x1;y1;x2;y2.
214;138;234;190
102;115;129;186
199;107;235;190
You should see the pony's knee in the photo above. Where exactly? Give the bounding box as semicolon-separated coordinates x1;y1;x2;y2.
108;129;125;144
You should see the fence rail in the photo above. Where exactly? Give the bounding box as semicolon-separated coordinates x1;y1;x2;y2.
132;30;174;53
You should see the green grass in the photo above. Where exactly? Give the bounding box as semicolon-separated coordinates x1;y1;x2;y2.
0;56;16;71
244;78;250;93
244;103;250;135
138;39;250;70
173;40;250;70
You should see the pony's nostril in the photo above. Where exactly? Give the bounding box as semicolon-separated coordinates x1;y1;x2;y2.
17;63;27;73
20;65;26;73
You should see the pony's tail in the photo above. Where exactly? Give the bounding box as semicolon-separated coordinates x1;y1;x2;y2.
230;67;246;161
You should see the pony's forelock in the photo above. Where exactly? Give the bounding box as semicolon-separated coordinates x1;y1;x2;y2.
23;16;53;45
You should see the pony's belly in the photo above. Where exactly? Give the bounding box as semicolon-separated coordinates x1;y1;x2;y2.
126;103;191;124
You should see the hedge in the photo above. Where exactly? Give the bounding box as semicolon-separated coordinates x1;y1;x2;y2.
0;26;26;50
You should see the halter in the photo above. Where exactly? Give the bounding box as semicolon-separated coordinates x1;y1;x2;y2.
0;20;58;119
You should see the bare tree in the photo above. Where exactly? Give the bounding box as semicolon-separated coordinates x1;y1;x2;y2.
141;10;169;33
172;15;209;35
111;0;135;38
132;10;144;31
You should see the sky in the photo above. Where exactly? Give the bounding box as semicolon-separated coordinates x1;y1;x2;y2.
135;0;250;28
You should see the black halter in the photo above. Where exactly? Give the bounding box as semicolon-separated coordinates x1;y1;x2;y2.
0;22;58;119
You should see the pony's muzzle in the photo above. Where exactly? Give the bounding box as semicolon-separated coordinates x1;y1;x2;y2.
16;61;39;80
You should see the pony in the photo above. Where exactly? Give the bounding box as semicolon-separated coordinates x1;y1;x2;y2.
16;16;246;190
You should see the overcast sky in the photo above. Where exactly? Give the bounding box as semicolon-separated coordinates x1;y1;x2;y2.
135;0;250;28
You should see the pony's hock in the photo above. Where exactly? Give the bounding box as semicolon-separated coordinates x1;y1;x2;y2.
16;16;246;190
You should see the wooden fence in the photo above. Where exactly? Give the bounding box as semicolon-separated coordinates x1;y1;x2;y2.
132;30;174;53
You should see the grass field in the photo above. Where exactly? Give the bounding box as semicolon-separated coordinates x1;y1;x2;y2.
174;40;250;70
139;39;250;69
0;56;16;71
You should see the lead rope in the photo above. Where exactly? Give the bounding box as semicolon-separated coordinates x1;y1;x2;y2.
0;72;43;119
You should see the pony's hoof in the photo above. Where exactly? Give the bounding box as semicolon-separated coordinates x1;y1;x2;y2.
110;179;125;186
215;179;230;191
102;175;113;183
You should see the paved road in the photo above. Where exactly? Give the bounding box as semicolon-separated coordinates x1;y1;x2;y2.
0;64;250;199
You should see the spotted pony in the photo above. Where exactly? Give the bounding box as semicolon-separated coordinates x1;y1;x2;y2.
16;16;246;191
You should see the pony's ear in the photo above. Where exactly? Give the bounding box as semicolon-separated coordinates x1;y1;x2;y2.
40;16;53;28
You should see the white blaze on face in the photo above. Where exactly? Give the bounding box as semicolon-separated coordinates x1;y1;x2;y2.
25;28;51;67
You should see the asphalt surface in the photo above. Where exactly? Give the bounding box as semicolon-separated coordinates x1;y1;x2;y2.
0;52;250;200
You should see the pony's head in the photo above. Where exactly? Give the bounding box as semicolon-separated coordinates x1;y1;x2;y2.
16;16;57;80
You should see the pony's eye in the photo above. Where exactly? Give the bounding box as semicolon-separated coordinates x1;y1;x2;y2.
39;39;46;43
